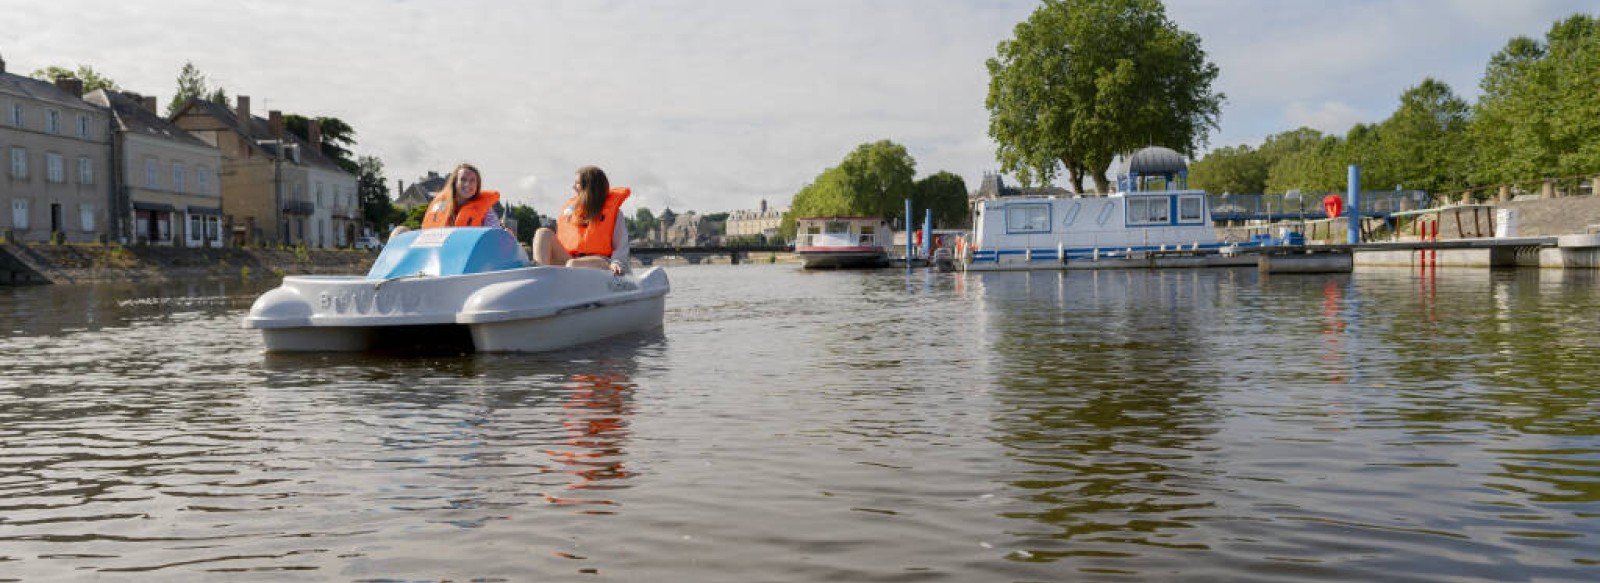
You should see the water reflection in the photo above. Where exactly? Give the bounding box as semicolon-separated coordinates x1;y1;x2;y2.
976;270;1226;572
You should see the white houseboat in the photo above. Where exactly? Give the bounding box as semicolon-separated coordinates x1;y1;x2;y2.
966;146;1277;271
794;216;892;269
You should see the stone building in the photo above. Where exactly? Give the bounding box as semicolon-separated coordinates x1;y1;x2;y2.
725;198;784;242
395;170;445;210
85;89;225;246
0;54;113;243
172;96;356;248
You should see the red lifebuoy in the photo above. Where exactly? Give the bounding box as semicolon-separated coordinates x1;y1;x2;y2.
1322;194;1344;218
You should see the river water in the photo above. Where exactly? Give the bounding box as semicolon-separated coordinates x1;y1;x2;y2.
1;265;1598;582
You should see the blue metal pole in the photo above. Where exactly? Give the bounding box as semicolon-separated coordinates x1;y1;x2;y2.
1347;165;1361;245
922;208;932;259
904;198;913;262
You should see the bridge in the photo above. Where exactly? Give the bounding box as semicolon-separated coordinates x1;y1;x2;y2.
630;245;791;265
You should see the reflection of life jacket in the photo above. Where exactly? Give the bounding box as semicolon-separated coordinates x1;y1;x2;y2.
421;189;501;228
557;187;630;256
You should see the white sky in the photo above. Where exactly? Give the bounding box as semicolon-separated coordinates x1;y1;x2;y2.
2;0;1591;214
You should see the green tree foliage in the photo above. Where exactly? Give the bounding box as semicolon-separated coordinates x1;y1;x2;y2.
402;204;427;230
508;204;540;242
167;61;229;115
1472;14;1600;188
357;155;401;231
29;64;119;91
628;208;660;242
1191;128;1327;194
1374;79;1472;194
910;171;970;228
1188;145;1268;194
781;140;917;237
986;0;1222;193
285;114;359;173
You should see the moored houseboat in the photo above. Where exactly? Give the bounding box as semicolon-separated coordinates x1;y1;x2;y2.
794;216;892;269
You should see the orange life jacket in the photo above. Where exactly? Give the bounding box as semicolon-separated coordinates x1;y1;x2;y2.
557;187;630;257
421;189;501;228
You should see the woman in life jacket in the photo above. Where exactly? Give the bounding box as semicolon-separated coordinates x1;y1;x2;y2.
532;165;631;275
389;162;505;240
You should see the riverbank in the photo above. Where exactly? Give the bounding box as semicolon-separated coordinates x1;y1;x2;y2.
0;242;376;285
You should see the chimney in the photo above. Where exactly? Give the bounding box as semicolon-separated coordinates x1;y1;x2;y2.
142;95;157;113
269;110;283;139
0;51;6;75
236;95;251;126
309;119;323;152
54;77;84;98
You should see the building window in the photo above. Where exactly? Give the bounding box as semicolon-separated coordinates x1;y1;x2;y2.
78;115;91;138
79;157;94;184
46;153;64;183
47;110;60;134
317;183;325;207
1004;202;1052;234
145;159;158;189
172;163;186;194
188;214;204;246
10;148;27;178
79;204;95;232
9;104;21;127
197;167;211;195
10;199;27;229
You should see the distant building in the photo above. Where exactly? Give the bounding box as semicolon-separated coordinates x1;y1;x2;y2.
662;210;716;247
171;95;357;248
725;198;784;242
0;55;114;243
85;89;226;247
972;172;1073;201
395;170;445;210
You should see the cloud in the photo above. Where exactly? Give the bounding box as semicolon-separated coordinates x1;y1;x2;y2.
3;0;1593;209
1284;101;1369;136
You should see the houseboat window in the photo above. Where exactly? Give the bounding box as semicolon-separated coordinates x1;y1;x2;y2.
805;224;821;235
859;225;875;235
825;221;850;234
1096;201;1115;225
1128;197;1169;225
1061;202;1081;227
1179;196;1203;222
1005;203;1051;234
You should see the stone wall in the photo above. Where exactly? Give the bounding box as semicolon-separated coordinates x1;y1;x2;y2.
0;242;375;285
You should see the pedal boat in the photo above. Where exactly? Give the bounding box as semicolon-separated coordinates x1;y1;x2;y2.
241;227;669;353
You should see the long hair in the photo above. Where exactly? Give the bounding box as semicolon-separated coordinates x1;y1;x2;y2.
436;162;482;206
574;165;610;225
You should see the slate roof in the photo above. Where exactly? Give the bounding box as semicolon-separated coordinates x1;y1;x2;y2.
85;90;211;149
0;70;101;113
174;97;352;175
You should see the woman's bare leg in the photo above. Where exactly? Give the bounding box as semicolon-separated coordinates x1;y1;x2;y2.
532;228;571;266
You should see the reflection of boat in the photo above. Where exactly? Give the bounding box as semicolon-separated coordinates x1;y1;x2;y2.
794;216;892;269
242;227;668;353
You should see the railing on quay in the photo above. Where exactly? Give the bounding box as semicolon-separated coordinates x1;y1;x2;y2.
1210;190;1431;222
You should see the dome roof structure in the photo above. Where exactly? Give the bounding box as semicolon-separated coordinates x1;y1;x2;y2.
1114;146;1190;193
1122;146;1188;176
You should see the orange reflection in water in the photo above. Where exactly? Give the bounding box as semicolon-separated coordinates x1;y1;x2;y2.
543;373;634;507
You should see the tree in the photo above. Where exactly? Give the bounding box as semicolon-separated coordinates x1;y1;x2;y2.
986;0;1222;193
911;171;970;228
285;115;358;173
1188;144;1268;194
1374;79;1472;194
168;61;229;115
29;64;119;91
782;140;920;238
357;156;400;232
628;208;660;242
508;204;540;242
